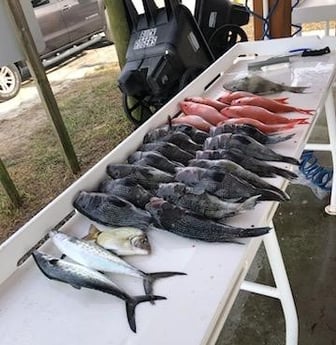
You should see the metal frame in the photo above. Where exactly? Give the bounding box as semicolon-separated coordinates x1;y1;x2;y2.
305;89;336;214
241;224;298;345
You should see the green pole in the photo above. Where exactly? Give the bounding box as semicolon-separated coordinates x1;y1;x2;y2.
104;0;130;69
0;158;21;207
6;0;80;174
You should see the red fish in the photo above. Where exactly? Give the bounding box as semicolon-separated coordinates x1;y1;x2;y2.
217;117;297;134
184;96;229;111
220;105;309;125
172;115;212;132
219;91;288;104
180;101;227;125
232;96;314;114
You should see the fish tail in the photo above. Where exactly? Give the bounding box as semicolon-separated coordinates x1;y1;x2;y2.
273;97;288;103
271;166;298;180
126;295;167;332
143;271;187;301
258;189;288;202
266;133;295;144
286;86;309;93
238;227;271;238
297;108;315;115
241;195;262;209
279;155;300;165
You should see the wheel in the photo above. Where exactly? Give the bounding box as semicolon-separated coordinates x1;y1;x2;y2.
122;94;157;126
208;25;248;59
104;9;114;43
0;64;21;102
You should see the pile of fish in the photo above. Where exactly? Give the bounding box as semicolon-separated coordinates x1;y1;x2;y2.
33;229;185;332
32;74;312;333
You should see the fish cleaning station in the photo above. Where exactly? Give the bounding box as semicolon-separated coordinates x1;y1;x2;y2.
0;1;336;345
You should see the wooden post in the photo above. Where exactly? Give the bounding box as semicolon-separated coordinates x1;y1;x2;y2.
268;0;292;38
0;158;21;207
5;0;80;174
104;0;131;69
253;0;265;40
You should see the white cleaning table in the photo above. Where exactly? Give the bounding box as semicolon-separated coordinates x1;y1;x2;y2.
1;36;336;345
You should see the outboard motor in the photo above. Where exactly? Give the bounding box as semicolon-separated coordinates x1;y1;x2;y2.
194;0;250;59
118;0;214;125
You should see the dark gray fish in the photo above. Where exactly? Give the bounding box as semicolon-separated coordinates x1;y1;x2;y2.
188;159;289;201
210;123;295;145
143;124;208;145
175;166;284;201
32;251;166;333
169;124;209;144
146;198;270;242
106;163;174;190
223;75;309;95
127;151;183;174
73;191;152;230
196;149;297;180
155;132;203;153
98;177;153;208
138;142;194;165
157;182;260;219
204;133;300;165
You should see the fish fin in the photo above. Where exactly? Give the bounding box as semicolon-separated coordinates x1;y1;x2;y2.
49;259;59;264
82;224;100;241
279;155;300;166
70;283;82;290
276;168;298;180
242;194;262;209
125;295;167;333
237;227;271;238
59;254;66;260
143;271;187;303
266;133;295;144
286;86;309;93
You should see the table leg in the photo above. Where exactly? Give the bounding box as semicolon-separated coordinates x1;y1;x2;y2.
241;225;298;345
324;90;336;214
263;225;298;345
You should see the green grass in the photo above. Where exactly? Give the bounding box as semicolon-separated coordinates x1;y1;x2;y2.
0;65;134;243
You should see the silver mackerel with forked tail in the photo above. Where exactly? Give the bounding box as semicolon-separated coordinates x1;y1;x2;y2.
49;230;186;297
32;251;166;333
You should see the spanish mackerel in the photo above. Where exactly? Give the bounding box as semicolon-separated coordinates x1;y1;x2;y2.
32;251;165;332
49;230;186;297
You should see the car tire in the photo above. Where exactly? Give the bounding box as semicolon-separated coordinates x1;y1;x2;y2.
104;9;114;43
0;64;21;102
